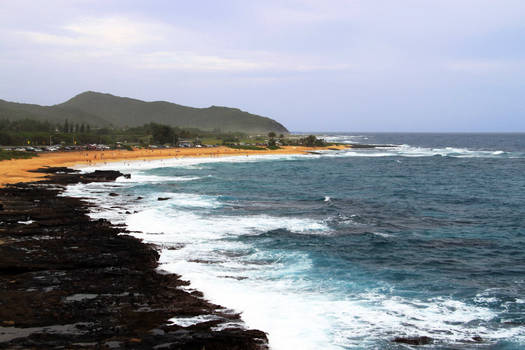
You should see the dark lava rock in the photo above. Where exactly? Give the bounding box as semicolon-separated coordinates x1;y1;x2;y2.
36;169;129;185
157;197;170;201
393;336;433;345
109;192;119;196
0;167;268;349
29;166;80;174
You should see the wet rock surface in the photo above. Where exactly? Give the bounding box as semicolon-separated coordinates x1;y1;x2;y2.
0;169;268;349
393;336;433;345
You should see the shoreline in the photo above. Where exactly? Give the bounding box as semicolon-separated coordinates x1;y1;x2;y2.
0;145;348;187
0;168;268;349
0;145;346;348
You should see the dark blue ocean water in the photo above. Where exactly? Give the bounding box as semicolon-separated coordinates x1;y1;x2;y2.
71;133;525;349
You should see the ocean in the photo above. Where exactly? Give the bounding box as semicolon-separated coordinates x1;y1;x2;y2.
65;133;525;349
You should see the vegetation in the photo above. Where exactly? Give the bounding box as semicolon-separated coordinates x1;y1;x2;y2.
303;135;326;147
267;131;277;147
0;119;330;152
0;91;289;134
0;118;108;146
0;149;36;160
150;123;177;145
0;119;272;147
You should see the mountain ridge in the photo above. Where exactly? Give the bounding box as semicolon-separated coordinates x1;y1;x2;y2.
0;91;288;134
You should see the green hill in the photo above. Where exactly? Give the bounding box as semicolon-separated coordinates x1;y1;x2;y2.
0;91;288;134
0;98;110;126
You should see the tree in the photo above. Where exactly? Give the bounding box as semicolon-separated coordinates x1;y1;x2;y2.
150;123;175;144
268;132;276;138
222;136;239;145
304;135;317;147
80;123;85;133
63;119;69;133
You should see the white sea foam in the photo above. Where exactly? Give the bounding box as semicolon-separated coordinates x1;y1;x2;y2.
168;315;222;327
115;175;202;183
327;144;512;158
122;200;525;348
17;220;34;225
146;192;222;209
371;231;392;238
322;135;369;144
306;134;514;158
158;251;525;349
160;252;337;350
127;209;329;243
211;321;245;331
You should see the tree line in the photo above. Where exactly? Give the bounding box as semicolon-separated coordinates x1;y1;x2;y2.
0;118;326;148
0;119;250;146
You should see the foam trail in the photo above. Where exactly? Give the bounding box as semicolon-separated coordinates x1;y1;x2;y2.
329;144;516;158
127;209;329;242
115;175;202;183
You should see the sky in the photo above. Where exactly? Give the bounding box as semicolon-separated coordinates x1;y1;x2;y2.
1;0;524;132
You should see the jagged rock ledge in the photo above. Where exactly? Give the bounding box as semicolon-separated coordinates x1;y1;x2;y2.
0;168;268;349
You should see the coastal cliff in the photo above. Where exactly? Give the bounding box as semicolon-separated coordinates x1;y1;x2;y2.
0;168;268;349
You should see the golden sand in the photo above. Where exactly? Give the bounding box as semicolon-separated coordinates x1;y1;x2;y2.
0;145;348;187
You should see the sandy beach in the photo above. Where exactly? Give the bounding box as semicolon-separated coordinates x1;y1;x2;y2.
0;145;348;187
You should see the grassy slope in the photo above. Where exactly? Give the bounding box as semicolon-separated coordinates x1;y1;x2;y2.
57;91;288;133
0;92;288;134
0;99;110;126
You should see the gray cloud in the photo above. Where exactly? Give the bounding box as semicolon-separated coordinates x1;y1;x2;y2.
1;0;524;131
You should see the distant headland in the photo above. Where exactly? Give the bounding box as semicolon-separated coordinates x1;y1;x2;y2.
0;91;288;134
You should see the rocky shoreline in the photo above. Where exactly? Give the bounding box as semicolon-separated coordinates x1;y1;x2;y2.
0;167;268;349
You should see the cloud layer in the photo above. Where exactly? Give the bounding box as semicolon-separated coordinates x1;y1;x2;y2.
1;0;524;131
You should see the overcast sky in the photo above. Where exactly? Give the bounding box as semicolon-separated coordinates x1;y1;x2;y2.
1;0;524;132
